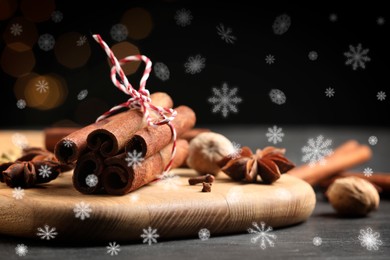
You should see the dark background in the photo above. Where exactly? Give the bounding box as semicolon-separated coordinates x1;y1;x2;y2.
1;0;389;128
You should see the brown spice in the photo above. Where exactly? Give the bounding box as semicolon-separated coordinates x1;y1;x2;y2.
188;174;215;185
202;182;212;192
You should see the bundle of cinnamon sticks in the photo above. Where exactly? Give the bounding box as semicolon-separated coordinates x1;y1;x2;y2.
54;92;196;195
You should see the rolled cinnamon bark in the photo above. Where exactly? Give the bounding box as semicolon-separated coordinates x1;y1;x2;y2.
72;152;105;194
101;139;189;195
44;127;80;152
54;92;172;163
125;105;196;158
87;92;174;158
180;128;211;142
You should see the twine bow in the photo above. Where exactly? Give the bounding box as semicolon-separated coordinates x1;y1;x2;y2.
93;34;177;174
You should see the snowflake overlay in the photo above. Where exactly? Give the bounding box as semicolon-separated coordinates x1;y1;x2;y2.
51;11;63;23
110;24;128;42
302;135;333;167
38;34;55;51
229;141;242;159
10;23;23;36
15;244;28;256
269;89;286;105
35;80;49;93
37;225;58;240
86;174;98;187
344;43;371;70
12;187;25;200
308;51;318;61
227;186;243;202
175;8;193;27
358;227;383;251
248;222;277;250
377;17;385;25
184;55;206;74
325;87;335;98
76;35;87;46
272;14;291;35
17;99;26;109
313;236;322;246
130;193;140;202
77;89;88;100
74;201;92;220
377;91;386;101
208;82;242;118
266;125;284;144
158;172;181;190
368;136;378;146
216;23;236;44
12;133;29;149
141;226;159;245
107;242;121;256
198;228;210;241
154;62;170;81
63;139;73;148
265;54;275;64
125;150;144;168
363;167;373;177
38;165;52;178
329;13;338;22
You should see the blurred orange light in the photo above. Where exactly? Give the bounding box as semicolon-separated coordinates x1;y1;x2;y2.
20;0;55;22
1;45;35;77
3;17;38;49
0;0;18;20
110;42;141;75
121;8;153;40
55;32;91;69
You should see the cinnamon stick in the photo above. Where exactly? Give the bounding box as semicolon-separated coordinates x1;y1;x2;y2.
125;105;196;159
180;128;211;142
72;152;105;194
101;139;189;195
287;140;372;186
86;92;173;158
44;127;80;152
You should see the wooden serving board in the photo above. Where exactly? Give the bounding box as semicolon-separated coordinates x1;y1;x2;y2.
0;131;316;243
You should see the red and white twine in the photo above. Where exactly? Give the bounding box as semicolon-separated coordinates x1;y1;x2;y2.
93;34;177;174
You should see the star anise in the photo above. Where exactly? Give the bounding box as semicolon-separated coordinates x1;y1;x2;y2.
218;146;295;184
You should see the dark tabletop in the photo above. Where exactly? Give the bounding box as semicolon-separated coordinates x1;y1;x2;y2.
1;126;389;259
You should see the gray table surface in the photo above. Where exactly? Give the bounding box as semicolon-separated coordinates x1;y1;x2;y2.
1;125;390;259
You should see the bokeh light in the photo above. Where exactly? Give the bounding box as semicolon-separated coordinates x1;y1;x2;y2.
1;45;35;77
110;42;141;75
121;8;153;40
3;17;38;50
0;0;18;20
20;0;55;22
55;32;91;69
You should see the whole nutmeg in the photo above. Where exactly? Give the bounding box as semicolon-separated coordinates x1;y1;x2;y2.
186;132;234;176
326;176;379;217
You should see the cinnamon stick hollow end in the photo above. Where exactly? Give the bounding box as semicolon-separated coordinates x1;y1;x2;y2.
72;152;105;194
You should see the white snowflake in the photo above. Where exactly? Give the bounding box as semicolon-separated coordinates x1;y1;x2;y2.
227;186;243;202
313;236;322;246
38;34;55;51
158;172;181;190
51;10;63;23
76;35;87;46
216;23;236;44
308;51;318;61
125;150;144;168
12;187;25;200
325;87;335;98
377;17;385;25
154;62;170;81
38;165;52;178
229;141;242;159
184;55;206;74
129;193;140;202
63;139;73;148
272;14;291;35
12;133;29;149
110;24;128;42
106;242;121;256
368;136;378;146
275;188;292;200
344;43;371;70
248;221;277;250
266;125;284;144
10;23;23;36
175;8;193;27
35;80;49;93
73;201;92;220
77;89;88;100
86;174;98;187
15;244;28;256
265;54;275;64
329;13;338;22
37;225;58;240
377;91;386;101
208;82;242;118
302;135;333;167
16;99;26;109
269;89;286;105
198;228;210;241
358;227;383;251
141;226;159;245
363;167;373;177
